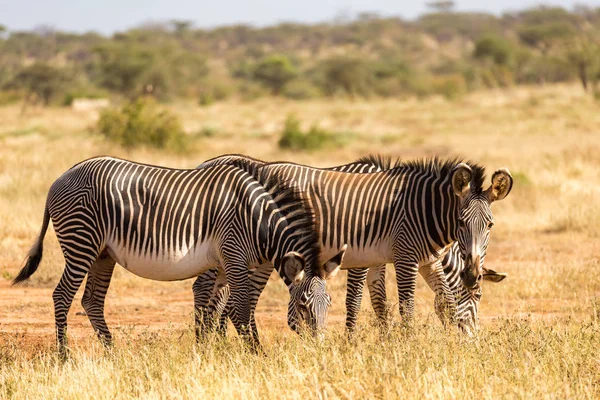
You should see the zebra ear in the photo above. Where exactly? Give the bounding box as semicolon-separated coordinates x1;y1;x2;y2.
486;168;513;202
452;163;472;197
482;267;507;282
322;244;347;279
282;252;306;283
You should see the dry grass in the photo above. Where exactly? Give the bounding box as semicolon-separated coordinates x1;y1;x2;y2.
1;84;600;398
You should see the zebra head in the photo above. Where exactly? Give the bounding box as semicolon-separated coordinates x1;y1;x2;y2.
454;266;508;334
284;245;347;336
452;165;513;291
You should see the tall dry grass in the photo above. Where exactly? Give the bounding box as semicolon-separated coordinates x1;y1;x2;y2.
1;84;599;398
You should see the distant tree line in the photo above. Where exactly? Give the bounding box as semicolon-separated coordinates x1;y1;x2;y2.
1;5;600;107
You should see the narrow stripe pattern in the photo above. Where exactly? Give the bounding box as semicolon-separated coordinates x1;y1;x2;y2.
194;154;509;333
14;156;323;353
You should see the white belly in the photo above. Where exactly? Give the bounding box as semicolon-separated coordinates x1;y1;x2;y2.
321;241;392;270
106;240;220;281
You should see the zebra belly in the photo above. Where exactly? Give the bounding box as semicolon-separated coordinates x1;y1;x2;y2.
321;243;392;270
105;240;220;281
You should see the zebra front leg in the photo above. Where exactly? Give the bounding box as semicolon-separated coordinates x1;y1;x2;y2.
81;251;116;348
419;259;457;327
366;264;389;328
223;260;259;350
393;252;419;327
245;264;273;343
345;268;368;336
192;269;218;341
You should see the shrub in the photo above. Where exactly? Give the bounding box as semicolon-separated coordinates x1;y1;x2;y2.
316;57;374;97
281;79;321;100
6;63;70;106
198;80;232;106
431;74;467;100
97;98;187;152
278;115;348;151
253;55;298;95
474;35;515;66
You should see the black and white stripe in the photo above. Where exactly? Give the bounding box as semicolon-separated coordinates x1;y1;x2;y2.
13;156;336;353
196;154;513;332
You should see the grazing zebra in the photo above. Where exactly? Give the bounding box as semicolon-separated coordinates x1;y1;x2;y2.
438;243;507;333
193;155;391;336
194;155;508;335
12;156;345;355
195;154;513;332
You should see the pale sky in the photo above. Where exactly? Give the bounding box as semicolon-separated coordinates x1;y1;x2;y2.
0;0;597;35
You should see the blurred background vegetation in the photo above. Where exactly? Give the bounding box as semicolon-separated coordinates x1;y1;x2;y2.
1;4;600;107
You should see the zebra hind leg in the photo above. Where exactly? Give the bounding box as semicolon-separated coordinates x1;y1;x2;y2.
367;264;389;330
345;268;368;337
192;269;218;341
53;247;99;359
81;250;116;348
206;278;231;334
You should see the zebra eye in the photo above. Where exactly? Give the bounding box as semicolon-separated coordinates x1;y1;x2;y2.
488;222;494;229
458;218;465;227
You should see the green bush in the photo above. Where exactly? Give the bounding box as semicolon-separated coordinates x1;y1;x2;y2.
281;79;321;100
278;115;348;151
316;57;374;97
97;98;187;152
198;80;232;106
474;35;515;66
431;74;467;100
253;55;298;95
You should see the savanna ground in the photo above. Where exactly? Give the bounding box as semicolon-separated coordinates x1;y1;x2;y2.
1;84;600;399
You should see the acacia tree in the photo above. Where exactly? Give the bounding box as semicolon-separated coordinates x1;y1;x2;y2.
7;63;69;108
253;55;297;95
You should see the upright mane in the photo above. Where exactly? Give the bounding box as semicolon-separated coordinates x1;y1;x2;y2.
233;160;322;278
394;157;486;192
353;154;402;170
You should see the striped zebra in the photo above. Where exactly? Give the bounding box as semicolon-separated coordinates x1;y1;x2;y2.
12;156;345;355
195;155;513;332
193;155;392;336
194;155;509;335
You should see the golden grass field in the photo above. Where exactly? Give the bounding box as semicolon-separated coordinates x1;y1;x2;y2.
1;84;599;399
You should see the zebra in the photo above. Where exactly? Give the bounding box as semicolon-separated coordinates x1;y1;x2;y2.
194;155;513;333
193;155;392;336
194;155;509;335
12;156;346;355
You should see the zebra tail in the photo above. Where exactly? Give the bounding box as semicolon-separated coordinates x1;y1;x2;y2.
12;205;50;285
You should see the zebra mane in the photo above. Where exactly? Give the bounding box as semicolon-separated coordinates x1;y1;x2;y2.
198;153;266;169
353;154;402;170
396;157;486;192
232;159;323;278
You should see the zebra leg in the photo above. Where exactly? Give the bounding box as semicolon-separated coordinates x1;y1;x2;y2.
345;268;368;335
81;250;116;347
205;268;231;333
53;248;99;358
246;264;273;342
393;252;419;326
210;264;272;338
366;264;388;328
223;260;258;349
419;260;457;327
192;269;218;341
